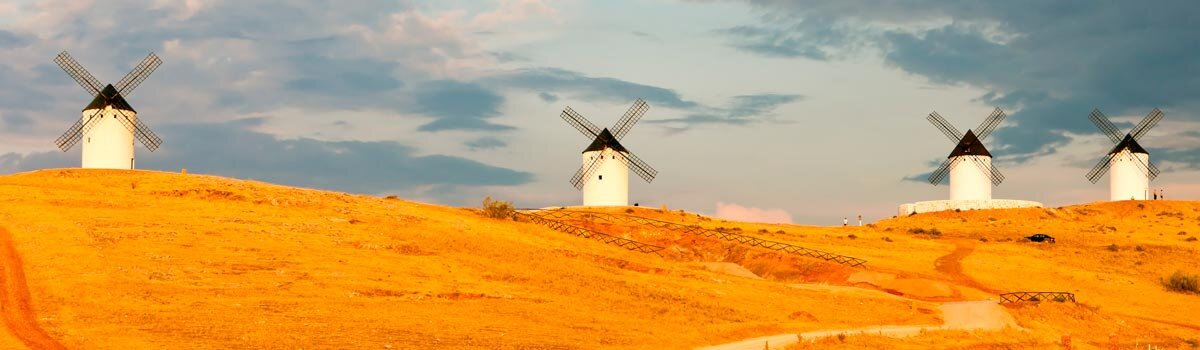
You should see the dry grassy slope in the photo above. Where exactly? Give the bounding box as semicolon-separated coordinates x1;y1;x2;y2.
0;169;933;349
649;203;1200;348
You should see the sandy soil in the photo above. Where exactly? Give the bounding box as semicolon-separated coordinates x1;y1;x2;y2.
0;226;66;350
0;169;1196;349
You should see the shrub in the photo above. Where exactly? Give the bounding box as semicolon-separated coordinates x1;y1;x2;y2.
979;237;989;242
847;234;857;240
882;237;893;242
906;227;940;238
624;208;634;214
481;196;514;220
758;228;769;233
1163;271;1200;294
1188;237;1199;242
1106;244;1120;252
776;229;786;234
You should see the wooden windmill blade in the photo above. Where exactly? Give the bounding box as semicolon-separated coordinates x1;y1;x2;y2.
1129;107;1163;141
968;155;1004;186
1088;109;1124;144
54;108;105;151
611;98;649;140
621;150;658;183
926;111;963;143
973;107;1007;141
1085;153;1115;183
116;52;162;97
53;51;104;97
927;158;954;185
561;106;601;139
570;155;607;190
111;108;163;151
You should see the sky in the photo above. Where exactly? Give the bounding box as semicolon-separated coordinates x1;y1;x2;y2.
2;0;1200;224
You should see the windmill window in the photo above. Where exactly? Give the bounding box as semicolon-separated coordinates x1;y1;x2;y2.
598;175;603;180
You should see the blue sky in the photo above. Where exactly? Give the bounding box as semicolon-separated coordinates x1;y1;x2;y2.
2;0;1199;224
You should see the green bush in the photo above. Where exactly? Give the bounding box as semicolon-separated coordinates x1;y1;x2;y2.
1163;271;1200;294
481;196;514;220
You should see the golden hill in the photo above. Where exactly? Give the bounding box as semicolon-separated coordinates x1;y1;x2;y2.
0;169;1196;349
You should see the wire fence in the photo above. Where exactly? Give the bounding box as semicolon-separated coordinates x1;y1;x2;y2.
999;291;1076;303
512;211;665;255
524;209;867;267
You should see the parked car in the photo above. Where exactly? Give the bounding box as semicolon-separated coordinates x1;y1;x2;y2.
1026;233;1056;243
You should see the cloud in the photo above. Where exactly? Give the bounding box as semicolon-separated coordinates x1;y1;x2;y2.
469;0;558;28
0;119;534;194
413;80;512;132
714;202;793;224
487;67;701;109
464;136;508;151
1;113;34;133
704;1;1200;165
538;92;559;103
717;20;851;60
0;29;28;48
646;93;803;130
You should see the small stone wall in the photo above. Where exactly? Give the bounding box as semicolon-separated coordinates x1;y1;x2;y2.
898;199;1043;216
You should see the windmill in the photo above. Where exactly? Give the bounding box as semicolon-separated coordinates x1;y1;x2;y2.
560;98;658;206
925;108;1007;201
1086;108;1162;201
52;51;163;169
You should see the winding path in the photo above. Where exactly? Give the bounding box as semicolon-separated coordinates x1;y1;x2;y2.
0;226;66;350
697;240;1016;350
932;240;1001;294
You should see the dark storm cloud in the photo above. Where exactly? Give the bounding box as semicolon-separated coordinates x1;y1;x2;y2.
1150;147;1200;171
0;119;533;193
413;80;512;132
487;67;701;109
704;1;1200;165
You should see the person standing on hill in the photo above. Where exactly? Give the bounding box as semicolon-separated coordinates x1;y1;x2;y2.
857;215;863;226
1154;190;1159;200
843;217;848;227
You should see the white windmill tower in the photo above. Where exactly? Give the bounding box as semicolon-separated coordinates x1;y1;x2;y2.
52;51;164;169
559;99;658;206
925;108;1008;200
1086;108;1163;201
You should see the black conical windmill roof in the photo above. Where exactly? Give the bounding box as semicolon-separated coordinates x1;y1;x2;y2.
582;128;629;154
83;84;136;113
1109;134;1149;155
947;129;992;158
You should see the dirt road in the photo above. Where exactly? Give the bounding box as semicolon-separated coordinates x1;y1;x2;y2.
696;301;1018;350
697;242;1017;350
933;240;1002;294
0;226;66;350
